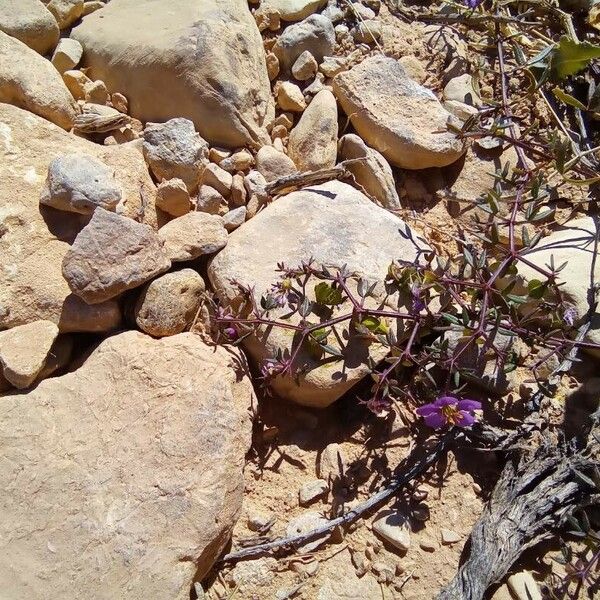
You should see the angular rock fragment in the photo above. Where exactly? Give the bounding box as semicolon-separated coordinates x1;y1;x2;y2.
62;208;171;304
256;146;298;182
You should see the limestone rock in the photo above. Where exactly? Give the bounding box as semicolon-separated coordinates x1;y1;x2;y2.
261;0;327;21
223;206;247;232
208;180;425;407
158;212;228;263
0;331;254;599
0;320;59;389
339;134;400;210
47;0;84;29
0;0;59;55
83;78;108;104
277;81;307;112
318;443;347;481
41;153;122;214
63;208;171;304
135;269;205;337
440;528;461;544
443;74;481;107
256;146;298;182
196;185;225;215
62;68;91;100
288;89;338;172
72;0;274;148
156;178;191;217
143;118;209;193
292;50;318;80
0;104;156;332
507;571;542;600
299;479;328;506
286;512;331;552
220;150;254;174
273;13;335;72
333;56;465;169
202;163;233;197
51;37;83;74
0;30;79;130
372;510;411;552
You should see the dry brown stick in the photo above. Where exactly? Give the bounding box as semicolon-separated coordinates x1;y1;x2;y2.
437;431;599;600
219;429;457;564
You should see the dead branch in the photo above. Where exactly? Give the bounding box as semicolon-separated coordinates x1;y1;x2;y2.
220;430;457;564
437;428;599;600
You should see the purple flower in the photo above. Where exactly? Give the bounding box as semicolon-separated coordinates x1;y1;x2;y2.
362;394;393;417
260;357;291;379
563;305;577;327
222;326;238;341
270;277;297;307
416;395;482;429
411;284;426;313
464;0;482;8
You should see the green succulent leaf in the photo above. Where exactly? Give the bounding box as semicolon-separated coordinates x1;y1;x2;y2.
550;36;600;80
314;282;344;306
552;87;587;110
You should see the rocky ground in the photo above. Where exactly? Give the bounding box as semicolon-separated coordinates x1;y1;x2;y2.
0;0;599;599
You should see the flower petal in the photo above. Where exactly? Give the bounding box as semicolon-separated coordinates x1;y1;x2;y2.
424;412;446;429
456;411;476;427
416;403;438;416
457;399;482;411
436;396;458;407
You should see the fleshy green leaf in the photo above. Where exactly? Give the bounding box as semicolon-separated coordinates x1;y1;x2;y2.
314;282;343;306
550;36;600;80
552;86;587;110
360;316;388;334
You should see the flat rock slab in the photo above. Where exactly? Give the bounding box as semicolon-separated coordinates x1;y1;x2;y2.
0;104;156;333
63;208;171;304
0;331;254;599
72;0;274;148
333;55;465;169
208;180;425;407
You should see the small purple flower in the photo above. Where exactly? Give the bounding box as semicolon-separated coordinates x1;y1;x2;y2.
416;395;482;429
362;394;393;417
563;305;577;327
464;0;482;8
223;326;238;341
411;284;426;313
270;277;297;307
260;357;291;379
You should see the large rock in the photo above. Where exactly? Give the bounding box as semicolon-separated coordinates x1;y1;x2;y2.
0;0;59;55
273;13;335;72
0;331;254;599
333;56;465;169
339;134;400;210
261;0;328;21
63;208;171;304
72;0;274;148
0;30;79;129
208;180;424;407
288;89;338;172
0;104;156;332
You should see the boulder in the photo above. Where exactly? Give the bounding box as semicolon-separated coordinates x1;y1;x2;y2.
273;13;335;72
339;134;400;210
40;153;122;214
46;0;84;29
256;145;298;182
261;0;327;21
72;0;274;148
0;0;59;55
0;320;59;389
288;89;338;172
0;30;79;130
134;269;205;337
0;104;156;332
142;118;208;193
333;56;465;169
50;37;83;74
63;208;171;304
0;331;254;599
158;212;228;263
208;180;425;407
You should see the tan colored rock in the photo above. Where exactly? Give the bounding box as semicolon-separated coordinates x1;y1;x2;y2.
72;0;274;148
202;163;233;197
317;442;347;481
254;4;281;32
111;91;128;113
51;37;83;74
261;0;327;21
443;73;481;107
135;269;205;337
208;180;425;407
158;212;228;262
0;331;254;599
333;56;465;169
0;104;157;332
82;0;105;16
83;78;108;104
156;178;191;217
256;145;298;182
230;174;247;208
223;206;247;232
196;185;225;215
339;133;400;210
0;30;79;130
62;68;91;100
0;0;59;55
288;89;337;172
277;81;307;112
372;510;411;552
266;51;280;81
62;208;171;304
220;150;254;173
0;320;59;388
507;571;542;600
292;50;318;81
46;0;84;29
143;118;209;193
